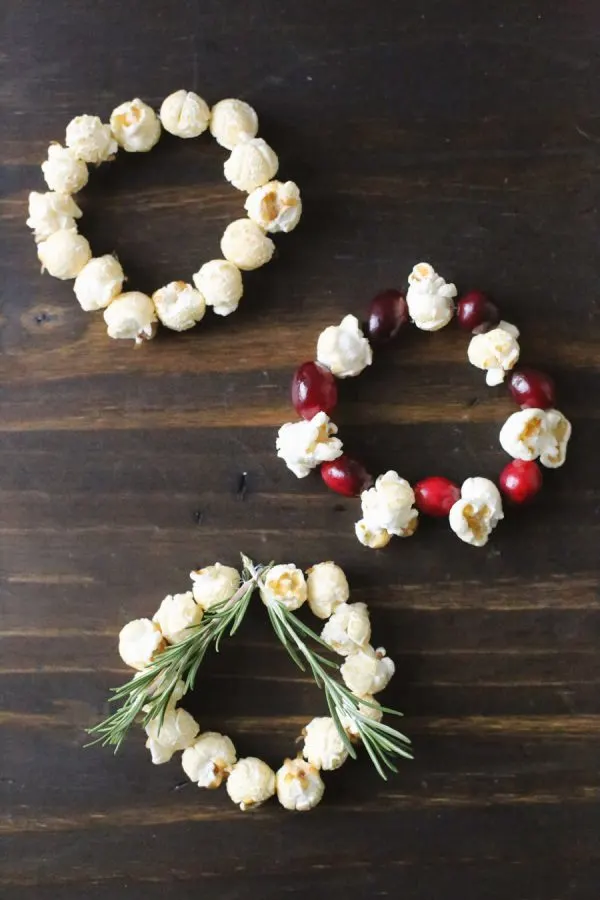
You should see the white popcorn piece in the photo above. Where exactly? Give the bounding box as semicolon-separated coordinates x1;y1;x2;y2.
276;757;325;811
371;648;396;693
306;561;349;619
73;255;125;311
192;259;243;317
137;672;186;711
182;732;237;788
316;314;373;379
118;618;165;670
538;409;572;468
341;646;395;696
152;591;203;644
152;281;206;331
260;563;307;611
406;261;457;331
360;471;418;537
226;757;276;811
41;144;89;194
37;228;91;280
65;115;118;164
448;476;504;547
220;218;275;270
499;408;572;469
26;191;82;242
103;291;158;343
224;138;279;193
355;519;392;550
321;602;371;656
468;320;520;386
302;717;348;771
190;563;241;610
340;695;383;739
159;90;210;138
244;180;302;233
276;411;343;478
145;707;200;765
110;98;161;153
210;98;259;150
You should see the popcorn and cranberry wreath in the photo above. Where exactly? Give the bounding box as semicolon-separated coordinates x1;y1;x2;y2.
89;556;410;812
26;92;302;343
277;263;572;549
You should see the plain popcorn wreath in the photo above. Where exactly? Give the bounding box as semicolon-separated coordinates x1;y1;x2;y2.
89;555;411;813
277;262;572;549
27;92;302;344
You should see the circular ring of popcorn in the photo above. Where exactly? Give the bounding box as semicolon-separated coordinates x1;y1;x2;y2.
27;91;302;345
116;560;393;812
276;262;572;549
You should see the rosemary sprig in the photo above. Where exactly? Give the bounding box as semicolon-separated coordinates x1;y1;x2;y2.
87;555;269;752
265;597;412;779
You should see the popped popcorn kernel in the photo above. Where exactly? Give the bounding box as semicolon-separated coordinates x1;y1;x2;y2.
37;228;91;280
192;259;243;317
448;476;504;546
276;757;325;811
406;261;456;331
321;602;371;656
276;411;343;478
74;255;124;311
182;732;237;788
65;115;117;164
27;191;82;242
110;98;161;153
302;717;348;771
360;471;418;537
226;757;276;810
190;563;241;610
103;291;158;343
340;695;383;739
499;407;571;469
316;314;373;378
220;218;275;271
152;281;206;331
260;563;307;611
224;138;279;193
210;98;259;150
341;646;395;696
118;618;165;670
306;561;349;619
245;180;302;233
145;707;199;764
468;320;520;385
159;90;210;138
153;591;203;644
41;144;89;194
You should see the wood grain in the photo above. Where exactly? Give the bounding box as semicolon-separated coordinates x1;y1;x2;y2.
1;0;599;897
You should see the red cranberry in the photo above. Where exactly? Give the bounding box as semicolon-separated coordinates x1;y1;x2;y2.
321;455;373;497
365;289;409;344
291;361;338;420
508;367;556;410
456;291;500;334
499;460;543;504
414;476;461;517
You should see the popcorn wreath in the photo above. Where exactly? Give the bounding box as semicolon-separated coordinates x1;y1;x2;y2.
26;91;302;344
277;262;572;549
88;556;411;812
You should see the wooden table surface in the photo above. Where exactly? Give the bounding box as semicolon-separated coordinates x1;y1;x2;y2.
1;1;599;897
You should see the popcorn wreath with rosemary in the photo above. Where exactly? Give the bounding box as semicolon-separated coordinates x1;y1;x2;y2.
26;91;302;343
88;555;411;812
276;262;573;549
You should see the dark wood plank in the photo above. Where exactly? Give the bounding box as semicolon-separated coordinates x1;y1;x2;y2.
1;0;599;897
